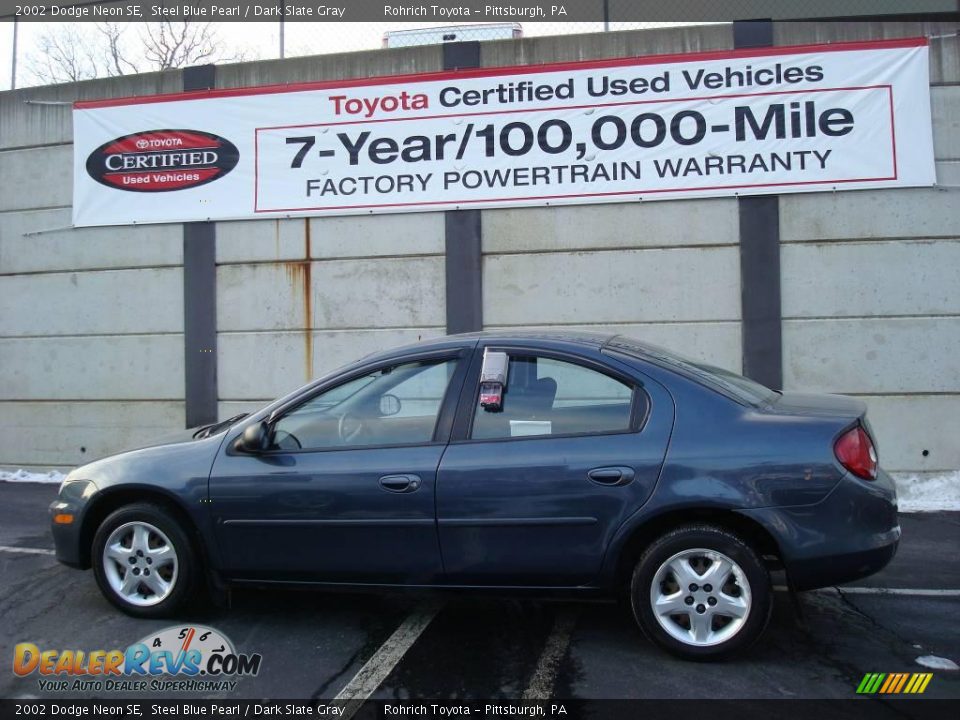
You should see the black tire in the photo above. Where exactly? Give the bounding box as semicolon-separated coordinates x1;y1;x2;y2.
629;524;772;661
91;503;198;618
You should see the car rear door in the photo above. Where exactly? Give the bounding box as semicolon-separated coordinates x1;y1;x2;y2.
208;349;469;583
435;343;674;586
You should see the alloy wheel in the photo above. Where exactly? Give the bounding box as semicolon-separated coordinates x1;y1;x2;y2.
101;521;179;607
649;547;752;647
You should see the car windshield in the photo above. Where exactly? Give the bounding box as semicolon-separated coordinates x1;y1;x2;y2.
606;336;778;407
304;373;380;413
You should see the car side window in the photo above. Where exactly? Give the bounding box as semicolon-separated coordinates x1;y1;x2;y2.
470;355;634;440
272;358;457;451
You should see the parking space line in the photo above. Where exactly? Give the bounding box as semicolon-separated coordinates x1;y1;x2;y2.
0;545;55;556
333;601;443;719
773;585;960;597
522;609;578;700
832;587;960;597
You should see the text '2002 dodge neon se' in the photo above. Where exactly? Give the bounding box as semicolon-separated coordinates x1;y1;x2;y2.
50;332;899;659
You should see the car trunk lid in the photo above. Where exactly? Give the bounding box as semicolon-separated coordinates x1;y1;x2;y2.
766;391;867;420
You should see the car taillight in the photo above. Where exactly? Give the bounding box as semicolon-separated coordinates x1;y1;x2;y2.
834;426;877;480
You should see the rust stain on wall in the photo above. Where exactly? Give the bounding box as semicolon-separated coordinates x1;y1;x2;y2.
282;219;314;382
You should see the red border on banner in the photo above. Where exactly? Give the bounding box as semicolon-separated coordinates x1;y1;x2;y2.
252;84;898;214
72;36;926;110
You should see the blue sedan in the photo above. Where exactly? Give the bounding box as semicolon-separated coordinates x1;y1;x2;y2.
49;332;899;659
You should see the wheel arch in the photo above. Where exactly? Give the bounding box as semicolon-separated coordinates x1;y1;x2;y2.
79;485;208;573
609;507;784;590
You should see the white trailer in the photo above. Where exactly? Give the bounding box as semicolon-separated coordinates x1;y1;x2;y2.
383;23;523;48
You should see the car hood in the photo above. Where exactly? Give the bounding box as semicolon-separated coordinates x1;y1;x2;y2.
67;427;225;490
767;392;867;419
72;426;219;470
100;426;211;457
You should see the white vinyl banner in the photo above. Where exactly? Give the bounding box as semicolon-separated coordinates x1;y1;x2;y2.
72;38;935;227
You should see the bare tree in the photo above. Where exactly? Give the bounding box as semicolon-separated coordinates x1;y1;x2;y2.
28;25;105;84
25;22;251;86
98;23;140;77
141;22;226;70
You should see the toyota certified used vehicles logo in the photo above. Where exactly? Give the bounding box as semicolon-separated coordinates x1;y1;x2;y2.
86;129;239;192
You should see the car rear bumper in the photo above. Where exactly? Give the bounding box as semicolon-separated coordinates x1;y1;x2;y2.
787;533;899;590
739;469;899;591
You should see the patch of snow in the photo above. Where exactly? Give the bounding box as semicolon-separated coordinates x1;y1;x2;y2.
893;471;960;512
0;469;67;484
915;655;959;671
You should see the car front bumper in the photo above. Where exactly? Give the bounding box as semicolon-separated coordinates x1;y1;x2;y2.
49;479;97;569
739;468;900;591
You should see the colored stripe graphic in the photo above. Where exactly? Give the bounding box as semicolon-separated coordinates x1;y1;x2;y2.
857;672;932;694
879;674;896;693
858;673;877;693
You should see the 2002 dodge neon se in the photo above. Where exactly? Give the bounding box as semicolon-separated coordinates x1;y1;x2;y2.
50;332;899;659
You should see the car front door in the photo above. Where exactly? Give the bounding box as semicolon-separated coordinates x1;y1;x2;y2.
436;345;674;586
209;351;468;583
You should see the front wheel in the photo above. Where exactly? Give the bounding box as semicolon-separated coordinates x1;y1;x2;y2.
630;525;772;660
92;503;198;617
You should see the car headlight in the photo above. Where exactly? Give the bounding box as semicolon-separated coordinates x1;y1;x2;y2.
58;476;97;501
58;469;80;494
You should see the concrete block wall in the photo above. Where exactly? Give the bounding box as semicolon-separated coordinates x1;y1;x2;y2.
774;21;960;474
215;214;447;420
480;201;743;372
0;72;189;470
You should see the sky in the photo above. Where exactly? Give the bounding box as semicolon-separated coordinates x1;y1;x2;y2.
0;20;681;91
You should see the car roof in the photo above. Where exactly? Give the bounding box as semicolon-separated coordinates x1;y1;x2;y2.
357;330;673;367
374;329;612;355
451;329;618;346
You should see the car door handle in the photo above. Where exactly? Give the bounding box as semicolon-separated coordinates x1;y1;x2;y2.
379;474;422;493
587;466;635;486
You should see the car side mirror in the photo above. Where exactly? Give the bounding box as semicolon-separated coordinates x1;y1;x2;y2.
379;393;401;416
235;421;270;453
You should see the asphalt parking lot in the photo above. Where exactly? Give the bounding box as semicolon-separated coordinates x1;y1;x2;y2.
1;482;958;702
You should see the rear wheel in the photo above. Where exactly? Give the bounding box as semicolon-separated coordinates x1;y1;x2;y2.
92;503;197;617
630;525;772;660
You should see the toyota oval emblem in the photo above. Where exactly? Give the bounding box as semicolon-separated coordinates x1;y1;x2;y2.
85;129;239;192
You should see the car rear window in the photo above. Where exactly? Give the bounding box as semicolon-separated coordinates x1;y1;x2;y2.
606;336;778;407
